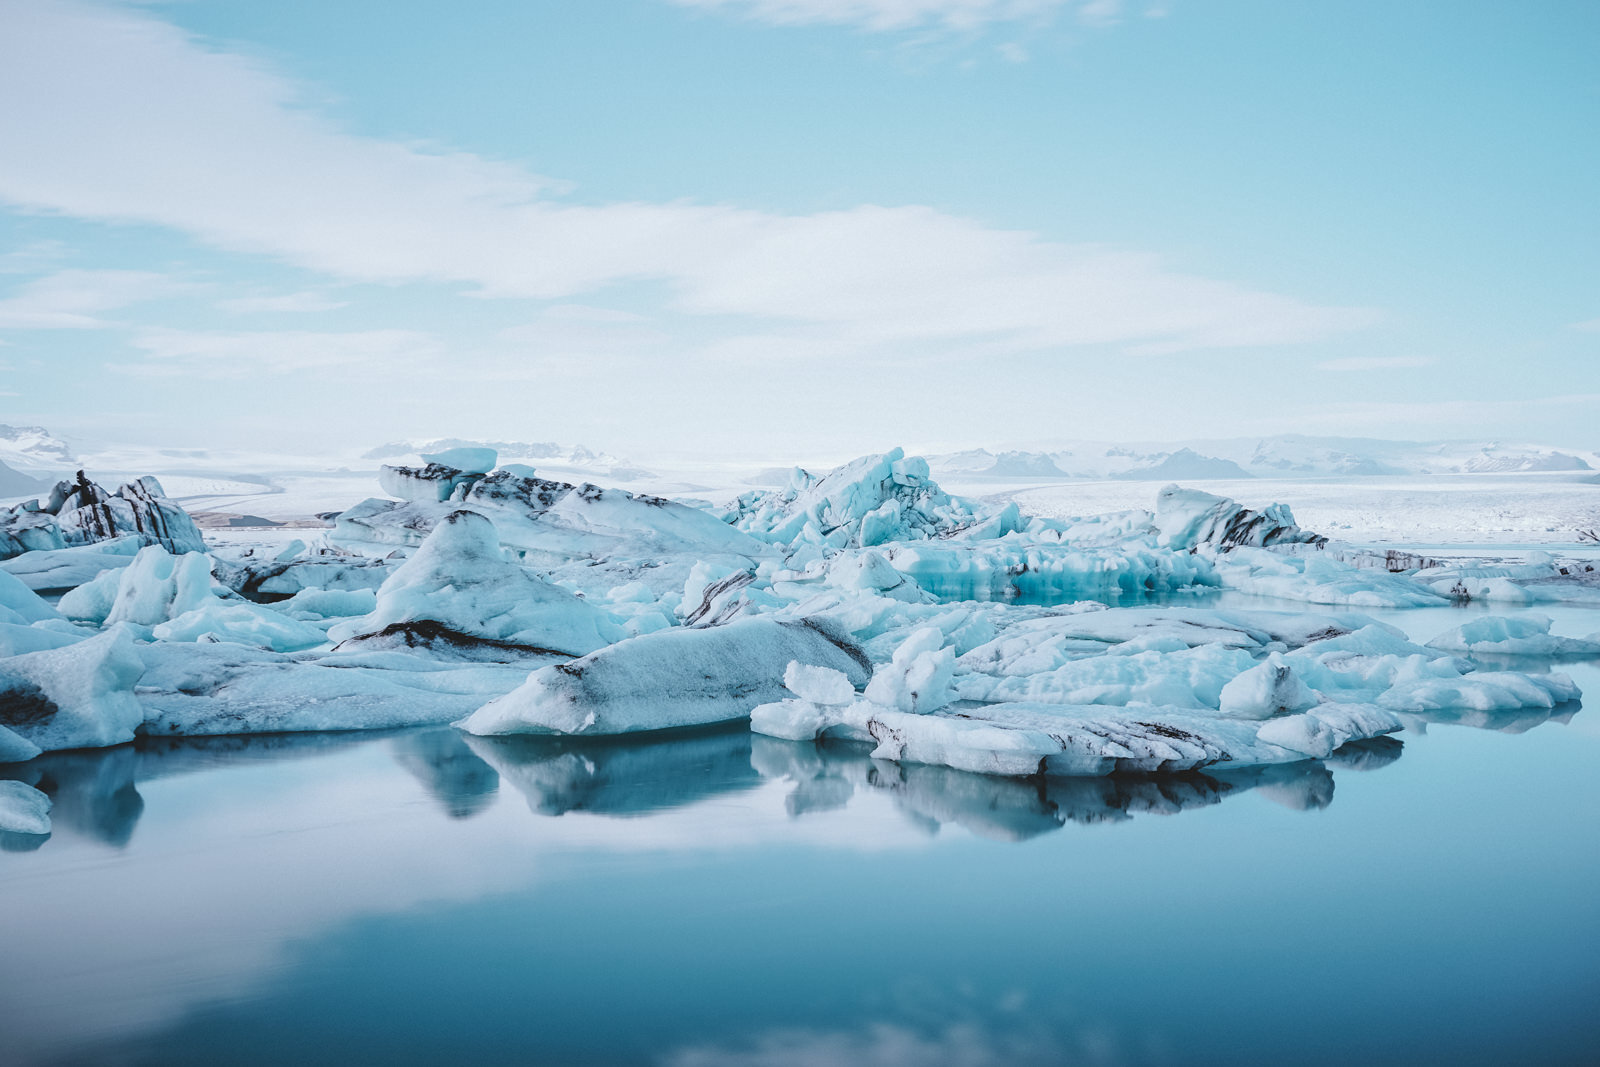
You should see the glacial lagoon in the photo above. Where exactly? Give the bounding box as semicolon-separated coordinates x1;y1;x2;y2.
4;598;1596;1067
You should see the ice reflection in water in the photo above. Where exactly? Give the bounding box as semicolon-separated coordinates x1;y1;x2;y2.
0;643;1594;1066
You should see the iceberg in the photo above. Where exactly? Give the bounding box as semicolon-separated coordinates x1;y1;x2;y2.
49;473;205;554
134;642;533;736
336;464;770;570
460;616;872;736
0;628;146;752
1153;485;1326;550
337;510;616;659
151;601;329;652
58;545;220;627
753;689;1401;778
722;448;1013;549
1424;614;1600;657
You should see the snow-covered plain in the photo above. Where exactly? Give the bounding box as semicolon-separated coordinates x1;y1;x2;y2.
4;435;1597;806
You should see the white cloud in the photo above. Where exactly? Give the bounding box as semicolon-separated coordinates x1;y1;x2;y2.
1570;317;1600;333
122;327;443;377
0;0;1371;364
1294;393;1600;433
216;291;349;314
668;0;1107;31
1316;355;1436;372
0;268;194;329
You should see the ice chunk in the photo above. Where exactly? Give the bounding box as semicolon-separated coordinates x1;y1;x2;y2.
0;621;86;658
275;587;379;620
1253;705;1401;759
1212;548;1448;607
1217;652;1320;719
957;643;1257;709
337;467;770;566
1153;486;1326;550
135;641;534;736
784;661;857;705
0;628;146;752
59;546;219;627
0;503;66;559
377;462;482;503
723;448;1008;549
1;536;140;593
863;626;955;713
343;510;615;658
1424;614;1600;657
459;616;872;736
152;601;329;652
1378;671;1579;714
212;553;392;600
52;472;205;554
754;698;1402;779
0;780;51;835
421;446;497;474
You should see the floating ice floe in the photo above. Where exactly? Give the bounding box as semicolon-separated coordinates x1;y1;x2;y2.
1419;557;1600;606
754;668;1403;777
460;616;872;736
1424;613;1600;657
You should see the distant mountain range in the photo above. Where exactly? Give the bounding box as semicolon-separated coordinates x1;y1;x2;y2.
0;424;77;477
928;435;1597;481
363;438;654;481
4;424;1594;491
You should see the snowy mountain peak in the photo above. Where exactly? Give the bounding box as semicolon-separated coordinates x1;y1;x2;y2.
0;424;77;477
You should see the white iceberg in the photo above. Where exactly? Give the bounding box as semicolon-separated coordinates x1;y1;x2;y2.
753;695;1401;778
460;616;872;736
339;510;616;658
1424;614;1600;657
0;628;146;752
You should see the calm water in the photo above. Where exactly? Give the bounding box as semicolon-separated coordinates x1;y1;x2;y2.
3;598;1598;1066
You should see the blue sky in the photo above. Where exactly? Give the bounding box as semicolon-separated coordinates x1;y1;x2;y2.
0;0;1595;461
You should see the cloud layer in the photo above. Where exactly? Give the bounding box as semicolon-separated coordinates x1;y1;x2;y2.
0;0;1371;364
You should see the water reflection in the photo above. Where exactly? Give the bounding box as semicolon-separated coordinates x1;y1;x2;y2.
0;732;378;850
390;730;498;819
753;735;1349;839
0;691;1578;856
463;726;762;817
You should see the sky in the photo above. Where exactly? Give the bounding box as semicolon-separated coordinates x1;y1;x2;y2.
0;0;1596;463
